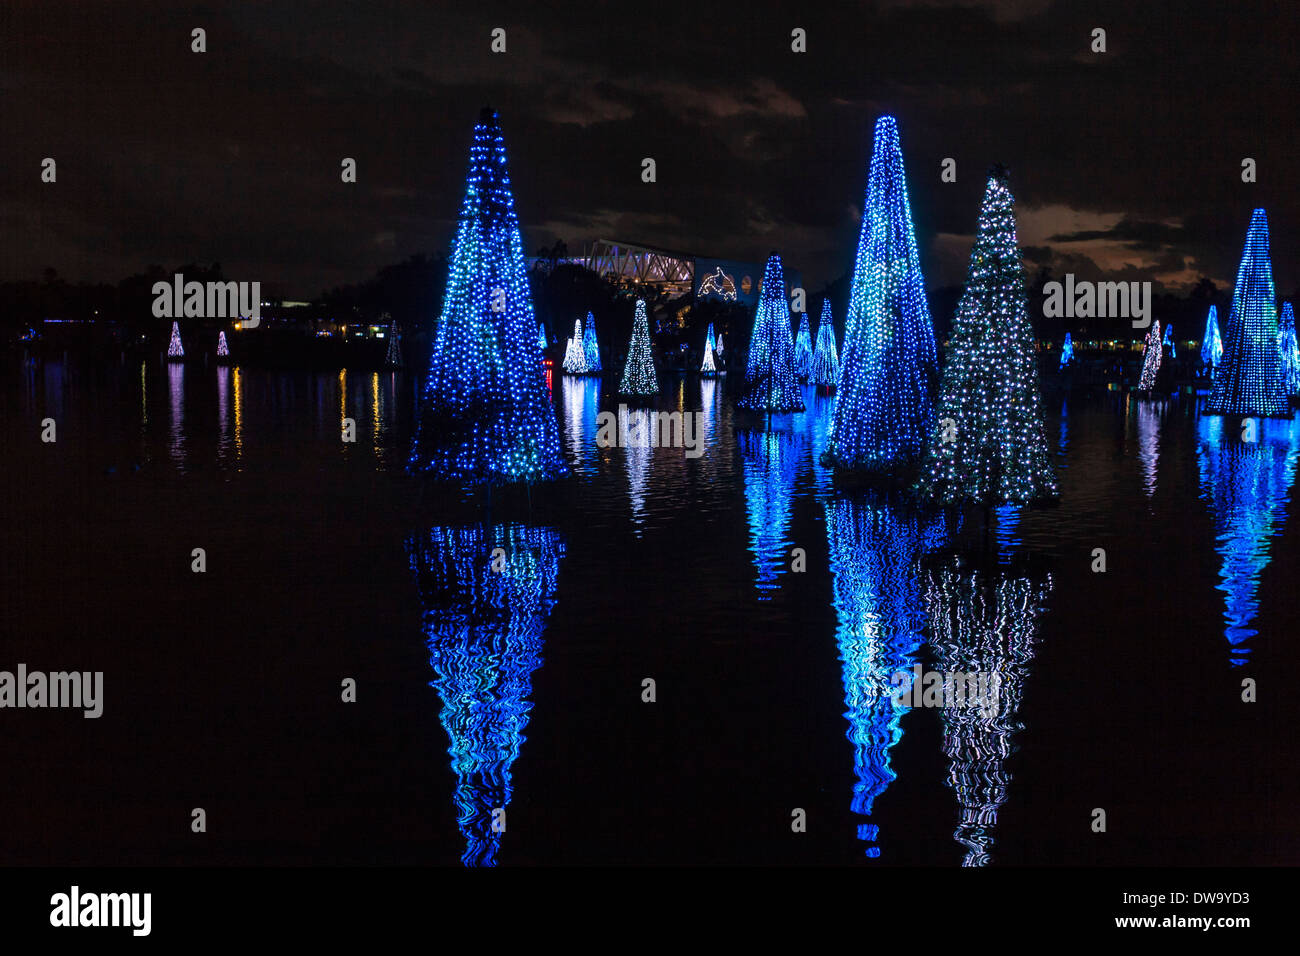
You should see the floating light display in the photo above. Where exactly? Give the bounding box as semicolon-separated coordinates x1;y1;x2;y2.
915;168;1058;506
583;313;602;373
793;313;813;382
167;321;184;359
563;319;588;374
619;300;659;396
1202;305;1223;376
737;253;804;413
1207;209;1288;417
826;115;938;471
810;300;841;388
408;108;567;483
1277;302;1299;396
1138;319;1162;391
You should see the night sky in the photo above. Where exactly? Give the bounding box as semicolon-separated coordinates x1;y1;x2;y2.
4;0;1297;299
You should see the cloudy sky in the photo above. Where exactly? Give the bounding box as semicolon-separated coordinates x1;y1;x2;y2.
3;0;1296;298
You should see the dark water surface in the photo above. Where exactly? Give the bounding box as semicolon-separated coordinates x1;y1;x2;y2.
2;354;1296;866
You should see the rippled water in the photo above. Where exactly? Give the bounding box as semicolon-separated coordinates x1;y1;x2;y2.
2;353;1297;866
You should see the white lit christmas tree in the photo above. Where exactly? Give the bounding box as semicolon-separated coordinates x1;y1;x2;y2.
915;167;1058;507
166;321;184;359
1138;319;1162;391
562;318;587;374
619;299;659;396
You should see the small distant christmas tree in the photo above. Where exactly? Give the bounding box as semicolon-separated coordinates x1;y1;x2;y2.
1059;332;1074;369
701;322;718;374
216;330;229;358
1162;323;1176;358
384;317;403;368
1207;208;1288;418
167;321;184;359
914;167;1058;507
536;322;547;351
619;299;659;396
562;319;587;373
582;313;602;372
1138;319;1162;391
793;313;813;382
810;300;840;387
738;252;804;413
1202;305;1223;376
409;108;566;483
716;333;724;357
1277;302;1300;396
827;115;937;471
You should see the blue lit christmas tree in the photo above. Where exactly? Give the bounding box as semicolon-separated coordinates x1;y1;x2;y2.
409;108;567;483
1207;209;1288;418
1202;305;1223;376
826;116;937;472
1059;332;1074;369
536;322;548;351
793;313;813;382
407;522;565;866
562;318;587;374
738;253;804;413
915;167;1058;507
1162;323;1176;358
1138;319;1162;391
619;299;659;396
1277;302;1299;396
582;312;602;373
810;300;841;388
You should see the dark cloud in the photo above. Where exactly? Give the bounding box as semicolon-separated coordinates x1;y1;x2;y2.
2;0;1297;299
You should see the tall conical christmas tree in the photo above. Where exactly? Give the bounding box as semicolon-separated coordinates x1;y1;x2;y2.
216;330;229;359
582;312;602;373
1277;302;1299;396
738;253;804;413
1207;209;1288;417
619;299;659;396
562;318;587;373
384;317;403;368
826;116;937;471
810;300;841;387
915;168;1058;507
793;313;813;382
1162;323;1176;358
167;321;184;359
701;336;718;375
1138;319;1162;391
409;108;566;483
1202;305;1223;376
